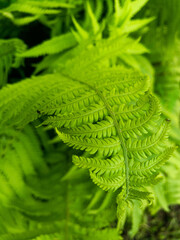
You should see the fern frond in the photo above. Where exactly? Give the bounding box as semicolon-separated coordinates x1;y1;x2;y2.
20;33;77;58
64;36;148;75
0;67;171;203
0;32;173;230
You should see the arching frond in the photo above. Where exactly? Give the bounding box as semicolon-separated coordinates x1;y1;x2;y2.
0;65;172;215
0;22;173;232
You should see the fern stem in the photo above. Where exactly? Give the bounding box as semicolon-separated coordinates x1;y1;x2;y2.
95;89;129;198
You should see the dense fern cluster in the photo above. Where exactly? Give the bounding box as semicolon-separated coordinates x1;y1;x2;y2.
0;124;120;240
0;0;179;239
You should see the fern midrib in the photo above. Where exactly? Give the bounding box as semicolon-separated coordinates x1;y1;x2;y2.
61;73;129;198
95;90;129;198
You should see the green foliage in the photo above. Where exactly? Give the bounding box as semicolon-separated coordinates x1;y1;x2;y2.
0;42;172;234
0;0;75;25
0;0;179;239
0;38;26;86
0;124;119;239
20;32;77;57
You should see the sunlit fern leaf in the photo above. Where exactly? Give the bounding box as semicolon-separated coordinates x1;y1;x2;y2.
0;38;26;86
0;34;173;230
0;67;171;206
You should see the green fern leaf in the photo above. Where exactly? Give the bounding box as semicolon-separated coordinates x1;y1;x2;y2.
0;35;173;230
20;33;77;58
0;68;172;203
